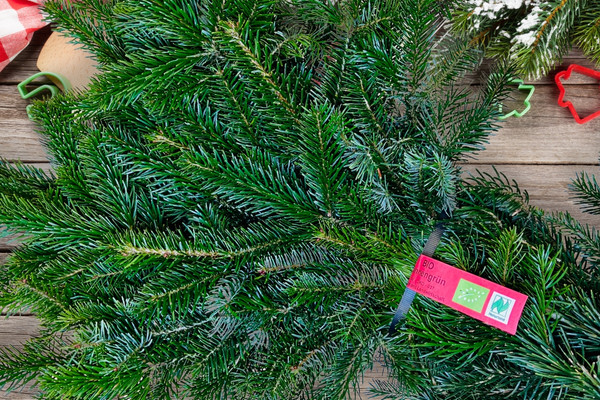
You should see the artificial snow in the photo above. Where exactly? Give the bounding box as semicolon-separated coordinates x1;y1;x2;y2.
467;1;545;48
469;0;535;19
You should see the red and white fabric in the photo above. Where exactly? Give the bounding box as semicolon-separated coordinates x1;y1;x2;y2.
0;0;47;73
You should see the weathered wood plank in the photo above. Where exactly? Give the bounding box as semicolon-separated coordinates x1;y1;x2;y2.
0;164;52;251
0;235;25;252
463;164;600;228
4;85;600;166
0;316;39;346
0;121;48;163
0;26;599;400
356;362;388;400
471;48;600;85
0;314;39;399
0;27;52;85
469;85;600;165
0;163;52;174
0;86;48;163
0;316;39;398
5;71;600;166
0;390;36;400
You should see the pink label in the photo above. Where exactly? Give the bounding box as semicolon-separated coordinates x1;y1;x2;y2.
407;255;528;335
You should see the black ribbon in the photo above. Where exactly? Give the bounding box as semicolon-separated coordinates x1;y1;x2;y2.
389;213;448;334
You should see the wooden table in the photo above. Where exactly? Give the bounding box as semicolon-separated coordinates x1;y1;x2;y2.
1;27;600;399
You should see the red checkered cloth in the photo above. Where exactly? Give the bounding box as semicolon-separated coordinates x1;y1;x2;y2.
0;0;47;73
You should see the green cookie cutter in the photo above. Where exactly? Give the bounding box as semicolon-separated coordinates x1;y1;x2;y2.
17;71;72;118
499;78;534;119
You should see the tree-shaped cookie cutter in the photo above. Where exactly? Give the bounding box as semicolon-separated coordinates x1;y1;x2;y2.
498;78;534;119
555;64;600;124
17;71;72;118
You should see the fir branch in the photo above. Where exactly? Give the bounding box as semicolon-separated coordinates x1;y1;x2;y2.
43;0;126;64
218;20;299;119
3;0;600;398
0;160;55;199
529;0;569;53
0;336;68;393
119;245;223;258
450;0;593;79
298;105;349;218
570;171;600;215
184;148;319;221
573;3;600;63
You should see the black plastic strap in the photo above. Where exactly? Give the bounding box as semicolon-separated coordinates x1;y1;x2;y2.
389;216;448;334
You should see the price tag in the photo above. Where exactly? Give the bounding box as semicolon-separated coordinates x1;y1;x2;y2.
407;255;528;335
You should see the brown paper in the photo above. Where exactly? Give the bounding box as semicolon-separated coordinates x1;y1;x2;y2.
36;31;99;91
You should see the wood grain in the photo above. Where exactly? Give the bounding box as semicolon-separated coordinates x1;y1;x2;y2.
0;86;49;163
462;164;600;227
6;83;600;166
0;316;39;346
0;312;384;400
2;24;600;400
0;314;40;399
0;389;37;400
0;316;39;400
469;85;600;165
468;48;600;85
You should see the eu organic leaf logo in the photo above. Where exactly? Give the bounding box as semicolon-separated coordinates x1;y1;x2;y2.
452;279;489;313
456;287;486;302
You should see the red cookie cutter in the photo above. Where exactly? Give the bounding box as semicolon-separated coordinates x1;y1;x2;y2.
555;64;600;124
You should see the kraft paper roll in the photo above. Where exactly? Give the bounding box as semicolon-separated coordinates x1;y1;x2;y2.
36;31;98;91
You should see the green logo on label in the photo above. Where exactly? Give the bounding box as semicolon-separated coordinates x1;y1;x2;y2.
491;296;510;314
452;279;490;313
